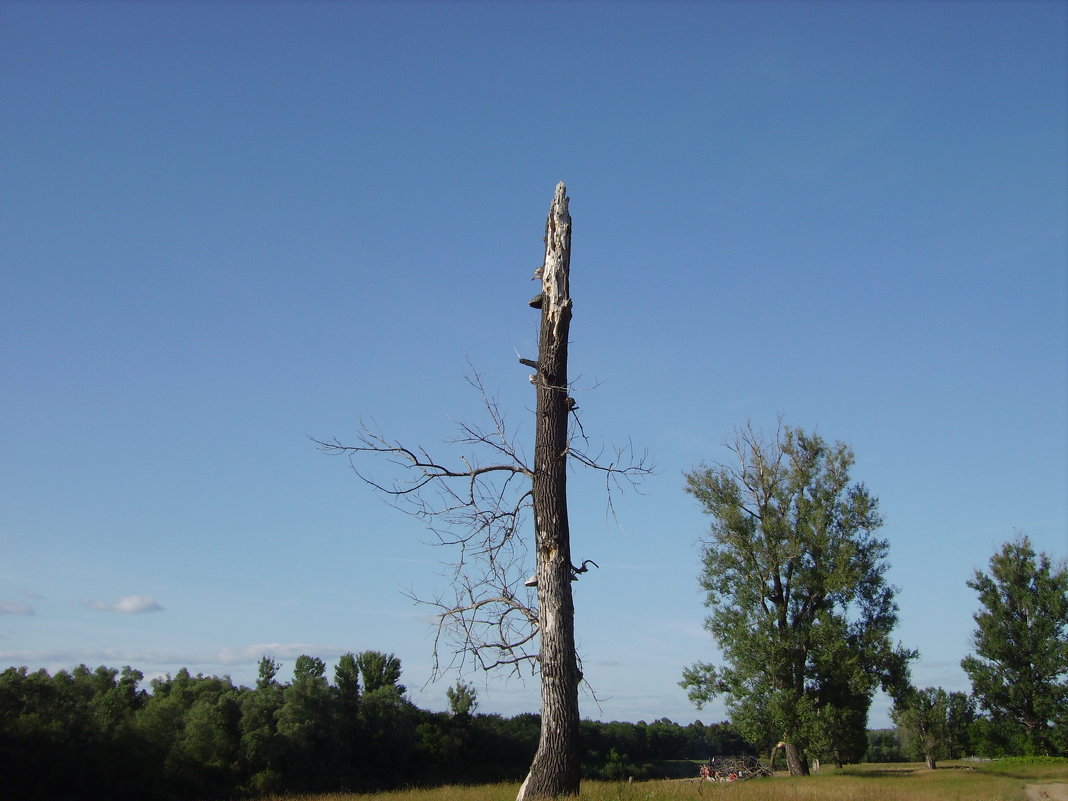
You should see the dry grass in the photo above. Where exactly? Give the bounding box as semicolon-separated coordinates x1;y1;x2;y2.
260;787;520;801
262;762;1068;801
580;767;1028;801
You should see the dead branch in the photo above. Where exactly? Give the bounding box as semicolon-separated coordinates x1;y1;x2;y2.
316;187;651;753
315;365;650;683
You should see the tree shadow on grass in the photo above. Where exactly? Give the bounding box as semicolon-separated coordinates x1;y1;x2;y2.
839;768;920;778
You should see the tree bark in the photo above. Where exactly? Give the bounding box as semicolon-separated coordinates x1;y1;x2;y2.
516;183;581;801
784;741;810;776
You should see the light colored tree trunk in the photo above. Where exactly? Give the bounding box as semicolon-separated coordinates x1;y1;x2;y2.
769;741;784;772
516;183;581;801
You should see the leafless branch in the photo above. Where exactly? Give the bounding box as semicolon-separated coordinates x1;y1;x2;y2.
316;367;649;682
568;432;654;527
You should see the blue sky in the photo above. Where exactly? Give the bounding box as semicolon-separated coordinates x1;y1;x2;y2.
1;1;1065;729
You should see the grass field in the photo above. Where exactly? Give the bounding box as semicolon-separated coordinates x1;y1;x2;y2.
259;760;1068;801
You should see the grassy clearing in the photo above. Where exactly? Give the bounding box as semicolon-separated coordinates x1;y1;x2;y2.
982;756;1068;781
260;760;1068;801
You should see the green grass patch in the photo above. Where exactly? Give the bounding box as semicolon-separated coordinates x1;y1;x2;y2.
984;756;1068;780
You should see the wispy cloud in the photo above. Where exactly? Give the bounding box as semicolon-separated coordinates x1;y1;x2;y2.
0;602;35;615
217;642;344;665
83;595;164;614
0;647;191;665
0;642;346;671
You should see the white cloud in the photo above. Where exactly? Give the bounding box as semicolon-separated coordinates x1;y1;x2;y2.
0;602;34;615
84;595;164;614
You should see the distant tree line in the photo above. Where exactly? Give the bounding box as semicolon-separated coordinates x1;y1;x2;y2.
0;650;753;801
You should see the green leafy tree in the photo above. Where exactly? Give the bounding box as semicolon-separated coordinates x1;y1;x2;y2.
358;681;420;784
807;617;878;766
446;679;478;718
256;655;281;690
0;665;152;799
277;655;341;790
600;747;641;781
355;650;405;695
680;424;915;775
292;655;327;684
138;669;244;797
694;720;754;759
892;687;949;769
178;684;242;795
136;668;195;782
334;653;362;710
944;691;976;758
961;535;1068;756
332;652;363;783
239;663;285;794
865;728;907;762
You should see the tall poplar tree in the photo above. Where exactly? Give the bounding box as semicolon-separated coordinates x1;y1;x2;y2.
681;424;914;775
961;535;1068;755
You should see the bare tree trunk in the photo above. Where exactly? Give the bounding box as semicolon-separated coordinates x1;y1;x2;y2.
785;742;810;776
516;183;581;801
769;741;784;772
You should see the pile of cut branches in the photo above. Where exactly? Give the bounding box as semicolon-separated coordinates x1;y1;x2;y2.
698;755;772;782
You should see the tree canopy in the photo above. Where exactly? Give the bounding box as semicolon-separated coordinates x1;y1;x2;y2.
680;423;915;774
446;679;479;717
355;650;405;695
892;687;946;769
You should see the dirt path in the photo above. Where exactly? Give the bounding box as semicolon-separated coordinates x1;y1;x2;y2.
1026;784;1068;801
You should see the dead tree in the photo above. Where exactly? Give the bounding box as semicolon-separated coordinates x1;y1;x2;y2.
516;181;581;801
317;183;649;801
